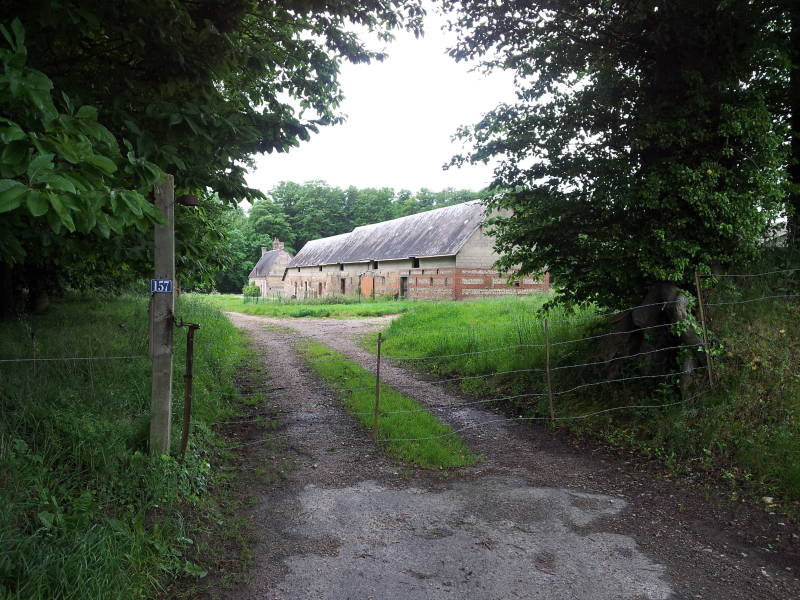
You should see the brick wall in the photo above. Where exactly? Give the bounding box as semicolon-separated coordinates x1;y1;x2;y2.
453;269;550;299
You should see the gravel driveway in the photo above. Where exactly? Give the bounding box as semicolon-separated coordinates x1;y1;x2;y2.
219;312;799;600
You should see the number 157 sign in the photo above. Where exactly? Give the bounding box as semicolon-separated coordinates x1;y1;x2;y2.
150;279;173;293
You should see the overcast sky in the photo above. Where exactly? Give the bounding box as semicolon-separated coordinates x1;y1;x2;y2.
245;7;515;195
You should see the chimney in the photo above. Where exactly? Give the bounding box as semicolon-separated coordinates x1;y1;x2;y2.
272;238;284;251
261;246;269;256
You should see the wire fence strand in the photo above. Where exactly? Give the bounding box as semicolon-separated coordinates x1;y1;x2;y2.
0;355;148;364
698;267;800;278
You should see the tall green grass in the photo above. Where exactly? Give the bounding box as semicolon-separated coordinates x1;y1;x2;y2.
377;295;603;407
301;341;477;468
201;293;410;318
0;295;250;599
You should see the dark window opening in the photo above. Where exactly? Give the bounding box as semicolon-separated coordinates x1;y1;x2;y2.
319;265;322;272
340;279;346;294
411;257;420;268
371;260;379;270
339;263;344;271
514;281;520;287
297;267;300;272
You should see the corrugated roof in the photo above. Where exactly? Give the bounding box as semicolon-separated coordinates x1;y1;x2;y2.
249;250;287;278
288;201;487;268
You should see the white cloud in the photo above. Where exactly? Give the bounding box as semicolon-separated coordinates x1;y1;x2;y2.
246;8;515;194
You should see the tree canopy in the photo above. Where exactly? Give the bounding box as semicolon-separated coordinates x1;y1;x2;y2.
0;0;424;314
446;0;793;307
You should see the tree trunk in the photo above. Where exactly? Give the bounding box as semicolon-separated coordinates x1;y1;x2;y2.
598;282;706;397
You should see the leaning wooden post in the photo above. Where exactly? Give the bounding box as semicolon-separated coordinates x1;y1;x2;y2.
693;270;715;387
179;323;200;459
544;319;556;423
373;332;383;440
149;175;175;454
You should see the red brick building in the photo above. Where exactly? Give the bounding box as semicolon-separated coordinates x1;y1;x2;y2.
282;201;550;300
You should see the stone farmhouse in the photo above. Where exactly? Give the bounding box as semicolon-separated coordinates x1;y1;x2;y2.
282;201;550;300
248;239;293;296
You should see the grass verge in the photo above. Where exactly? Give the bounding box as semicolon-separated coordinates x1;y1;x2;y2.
200;293;411;319
300;340;477;469
0;294;263;599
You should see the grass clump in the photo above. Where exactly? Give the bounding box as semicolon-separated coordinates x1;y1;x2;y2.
300;340;477;469
375;295;602;405
201;293;410;319
0;294;254;599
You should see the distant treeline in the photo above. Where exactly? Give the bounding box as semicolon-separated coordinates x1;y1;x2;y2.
215;181;483;293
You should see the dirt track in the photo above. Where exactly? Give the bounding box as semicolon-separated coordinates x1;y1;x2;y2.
218;312;799;600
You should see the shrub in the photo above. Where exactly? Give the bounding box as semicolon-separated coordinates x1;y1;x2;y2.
242;284;260;297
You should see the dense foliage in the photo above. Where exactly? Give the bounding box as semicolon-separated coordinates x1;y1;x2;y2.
446;0;794;307
0;0;424;314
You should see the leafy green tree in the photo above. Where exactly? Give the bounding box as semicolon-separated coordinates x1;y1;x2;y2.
248;199;295;251
0;0;424;314
5;0;424;202
269;180;351;250
447;0;788;308
0;20;162;313
345;186;396;226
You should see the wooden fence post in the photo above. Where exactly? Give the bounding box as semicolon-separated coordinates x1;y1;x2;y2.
544;319;556;423
373;332;383;440
149;175;175;454
179;322;200;459
693;270;715;387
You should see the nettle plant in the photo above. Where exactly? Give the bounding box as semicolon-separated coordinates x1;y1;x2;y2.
0;19;162;263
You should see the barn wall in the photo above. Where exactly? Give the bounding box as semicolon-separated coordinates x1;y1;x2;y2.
282;255;550;300
249;249;293;296
453;269;550;299
455;226;501;268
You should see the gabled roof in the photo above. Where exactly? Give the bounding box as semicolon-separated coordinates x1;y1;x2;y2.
288;200;487;268
249;249;288;278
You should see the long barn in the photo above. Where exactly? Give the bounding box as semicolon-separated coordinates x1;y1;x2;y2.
282;201;549;300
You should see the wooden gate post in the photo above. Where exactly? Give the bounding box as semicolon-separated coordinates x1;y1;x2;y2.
373;332;383;440
149;175;175;454
179;322;200;458
693;270;715;387
544;319;556;423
